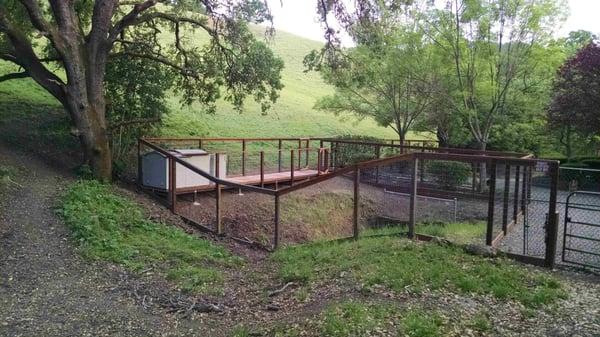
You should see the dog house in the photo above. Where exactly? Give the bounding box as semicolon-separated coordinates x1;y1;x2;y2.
141;149;227;190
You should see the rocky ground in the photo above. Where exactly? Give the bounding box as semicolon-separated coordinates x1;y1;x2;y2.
1;145;599;337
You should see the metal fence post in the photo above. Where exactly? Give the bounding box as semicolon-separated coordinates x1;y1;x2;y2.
486;159;498;245
353;166;360;239
513;166;521;223
260;151;265;187
242;139;246;176
375;145;381;184
274;194;280;249
502;164;511;235
278;139;282;173
215;153;222;235
545;161;560;269
290;149;295;185
137;139;142;189
169;156;177;213
408;156;418;239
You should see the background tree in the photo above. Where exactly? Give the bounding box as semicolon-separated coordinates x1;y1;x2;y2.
307;0;438;146
0;0;283;180
548;41;600;159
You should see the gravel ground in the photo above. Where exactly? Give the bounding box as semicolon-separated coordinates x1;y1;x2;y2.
0;146;209;337
1;145;599;337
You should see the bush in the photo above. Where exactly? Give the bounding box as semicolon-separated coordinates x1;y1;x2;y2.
333;135;383;167
426;161;472;190
582;159;600;170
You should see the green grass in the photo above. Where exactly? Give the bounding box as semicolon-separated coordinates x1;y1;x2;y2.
59;180;241;293
272;234;566;308
362;221;486;245
232;301;444;337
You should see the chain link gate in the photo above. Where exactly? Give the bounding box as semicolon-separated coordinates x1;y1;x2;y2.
562;191;600;269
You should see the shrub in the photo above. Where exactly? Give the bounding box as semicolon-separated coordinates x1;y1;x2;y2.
333;135;382;167
582;159;600;170
426;161;472;190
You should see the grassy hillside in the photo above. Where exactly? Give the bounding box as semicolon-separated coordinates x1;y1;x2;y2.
0;25;432;160
162;27;408;139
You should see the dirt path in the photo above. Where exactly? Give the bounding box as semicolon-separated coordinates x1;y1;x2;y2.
0;146;208;337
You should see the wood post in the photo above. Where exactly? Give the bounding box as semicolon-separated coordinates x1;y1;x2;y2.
545;161;560;269
169;156;177;213
486;160;498;245
298;139;302;169
278;139;282;172
274;195;280;249
513;166;521;222
290;149;295;185
260;151;265;187
317;149;322;174
408;157;418;239
375;145;381;184
305;139;310;167
353;166;360;239
137;140;142;189
242;139;246;176
216;153;222;235
502;164;511;235
199;139;203;149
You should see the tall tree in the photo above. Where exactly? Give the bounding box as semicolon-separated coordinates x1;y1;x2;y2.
423;0;566;153
548;41;600;159
307;0;438;146
0;1;283;180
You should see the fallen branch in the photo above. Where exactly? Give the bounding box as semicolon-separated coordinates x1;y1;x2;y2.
268;282;296;297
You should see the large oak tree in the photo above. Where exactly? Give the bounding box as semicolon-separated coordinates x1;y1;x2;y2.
0;0;283;180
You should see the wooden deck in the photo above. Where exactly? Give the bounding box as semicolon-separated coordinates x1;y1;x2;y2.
175;169;320;194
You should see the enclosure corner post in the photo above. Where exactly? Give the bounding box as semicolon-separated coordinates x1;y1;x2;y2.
408;156;418;239
137;139;142;189
502;164;511;235
169;156;177;213
486;159;498;245
260;151;265;187
216;153;223;235
353;166;360;239
274;194;280;249
290;149;295;185
242;139;246;176
545;161;560;269
278;139;282;172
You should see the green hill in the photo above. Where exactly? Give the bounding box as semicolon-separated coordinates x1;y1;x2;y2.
0;26;428;152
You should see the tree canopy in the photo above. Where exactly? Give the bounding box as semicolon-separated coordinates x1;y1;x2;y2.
0;0;284;179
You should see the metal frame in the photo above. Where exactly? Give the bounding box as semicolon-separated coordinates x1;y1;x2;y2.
562;191;600;269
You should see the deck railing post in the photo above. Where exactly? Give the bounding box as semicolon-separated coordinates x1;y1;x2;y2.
305;139;310;167
502;164;511;235
169;156;177;213
260;151;265;187
215;153;222;235
317;149;322;174
242;139;246;176
545;161;560;269
199;139;203;149
486;159;498;245
298;139;302;169
353;166;360;239
278;139;282;172
408;156;418;239
290;149;295;185
274;195;280;249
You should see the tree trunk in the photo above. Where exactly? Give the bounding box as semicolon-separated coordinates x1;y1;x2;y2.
436;127;450;148
65;96;112;181
398;132;406;154
477;141;488;192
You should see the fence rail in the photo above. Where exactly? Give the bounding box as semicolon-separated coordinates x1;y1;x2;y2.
138;137;560;269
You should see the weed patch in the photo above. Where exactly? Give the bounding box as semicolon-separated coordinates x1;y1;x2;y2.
59;180;241;293
272;233;566;307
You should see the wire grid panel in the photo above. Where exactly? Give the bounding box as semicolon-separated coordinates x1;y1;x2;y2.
278;177;357;245
176;189;218;232
220;189;275;247
562;191;600;269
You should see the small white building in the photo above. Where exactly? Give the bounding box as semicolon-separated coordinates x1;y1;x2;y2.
141;149;227;190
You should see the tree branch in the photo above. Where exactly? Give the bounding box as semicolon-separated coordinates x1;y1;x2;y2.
0;71;29;82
